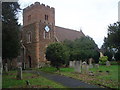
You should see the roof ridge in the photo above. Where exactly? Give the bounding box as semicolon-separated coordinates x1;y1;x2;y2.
55;26;80;32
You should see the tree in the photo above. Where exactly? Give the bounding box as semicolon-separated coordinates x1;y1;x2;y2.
114;50;120;61
64;36;100;63
102;22;120;61
74;36;100;63
104;50;113;61
2;2;21;61
46;43;68;70
107;22;120;50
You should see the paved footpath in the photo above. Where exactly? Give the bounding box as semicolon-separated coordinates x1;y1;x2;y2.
24;70;104;88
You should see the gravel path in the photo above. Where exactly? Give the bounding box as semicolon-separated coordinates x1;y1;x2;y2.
24;70;103;88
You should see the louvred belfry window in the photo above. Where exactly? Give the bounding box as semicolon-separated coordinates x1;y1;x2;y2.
45;15;48;20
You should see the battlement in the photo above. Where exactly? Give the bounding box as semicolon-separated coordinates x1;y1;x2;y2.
23;2;55;12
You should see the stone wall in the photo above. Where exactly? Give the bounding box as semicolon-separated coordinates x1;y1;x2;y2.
22;2;55;68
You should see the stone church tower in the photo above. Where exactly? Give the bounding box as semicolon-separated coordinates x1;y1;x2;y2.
22;2;55;68
20;2;85;69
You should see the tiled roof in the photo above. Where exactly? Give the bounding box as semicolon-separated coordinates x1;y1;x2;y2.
55;26;85;42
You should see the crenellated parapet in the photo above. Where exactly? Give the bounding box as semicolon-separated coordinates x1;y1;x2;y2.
23;2;55;12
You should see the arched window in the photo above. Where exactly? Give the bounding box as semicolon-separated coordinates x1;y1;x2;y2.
43;31;50;39
27;32;32;43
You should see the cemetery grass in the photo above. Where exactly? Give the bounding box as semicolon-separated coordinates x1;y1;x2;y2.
2;70;66;88
39;65;119;88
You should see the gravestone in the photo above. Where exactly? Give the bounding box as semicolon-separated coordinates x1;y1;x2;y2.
95;64;99;68
72;61;75;68
69;61;73;67
82;61;89;74
16;67;22;80
74;61;78;72
86;65;89;74
106;61;111;66
74;61;82;73
80;60;82;70
89;58;93;68
4;63;8;72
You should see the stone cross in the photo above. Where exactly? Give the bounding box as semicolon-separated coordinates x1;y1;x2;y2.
16;67;22;80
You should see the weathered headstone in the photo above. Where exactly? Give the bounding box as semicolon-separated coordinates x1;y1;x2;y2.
69;61;73;67
72;61;75;68
74;61;78;72
106;61;111;66
95;64;99;68
4;63;8;72
82;61;89;74
86;65;89;73
16;67;22;80
74;61;82;73
80;60;82;71
89;58;93;68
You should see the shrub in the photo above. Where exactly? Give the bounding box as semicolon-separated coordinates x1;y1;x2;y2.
46;42;68;70
99;56;108;65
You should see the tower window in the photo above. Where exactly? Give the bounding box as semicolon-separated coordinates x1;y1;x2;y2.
45;15;48;20
43;31;50;39
27;32;32;43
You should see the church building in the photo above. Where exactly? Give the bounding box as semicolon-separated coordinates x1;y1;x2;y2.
21;2;85;68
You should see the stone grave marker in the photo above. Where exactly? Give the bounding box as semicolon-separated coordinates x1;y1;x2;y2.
72;61;75;68
95;64;99;68
106;61;111;66
74;61;82;73
16;67;22;80
74;61;77;72
82;61;89;74
69;61;73;67
4;63;8;72
89;58;93;68
86;65;89;73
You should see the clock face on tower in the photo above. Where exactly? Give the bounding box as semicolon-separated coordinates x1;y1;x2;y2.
44;25;50;32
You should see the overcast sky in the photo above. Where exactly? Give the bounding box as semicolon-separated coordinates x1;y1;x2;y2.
18;0;119;48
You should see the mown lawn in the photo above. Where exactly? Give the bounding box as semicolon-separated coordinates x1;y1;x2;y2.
2;70;66;88
39;65;120;89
